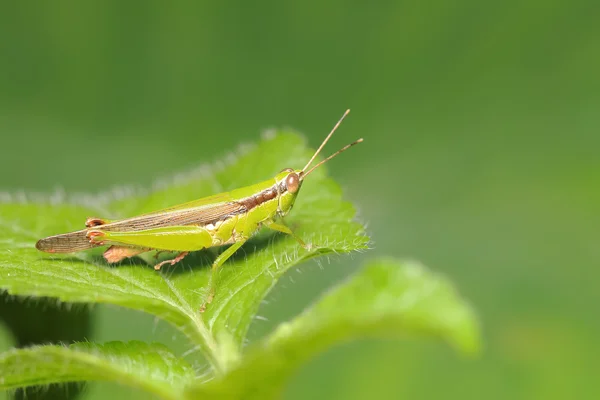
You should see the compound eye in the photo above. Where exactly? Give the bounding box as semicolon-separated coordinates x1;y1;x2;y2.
285;173;300;193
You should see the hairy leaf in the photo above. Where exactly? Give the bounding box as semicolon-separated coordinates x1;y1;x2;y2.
0;133;368;373
0;341;194;400
189;258;480;398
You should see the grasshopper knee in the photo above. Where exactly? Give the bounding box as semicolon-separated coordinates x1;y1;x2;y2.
86;230;106;244
85;217;109;228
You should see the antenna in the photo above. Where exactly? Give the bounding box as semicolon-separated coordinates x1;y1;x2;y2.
302;109;351;172
302;137;363;179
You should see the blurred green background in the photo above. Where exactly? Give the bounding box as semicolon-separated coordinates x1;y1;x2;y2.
1;1;598;399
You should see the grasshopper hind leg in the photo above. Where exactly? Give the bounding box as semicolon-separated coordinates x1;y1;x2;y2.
103;246;149;263
154;251;189;270
86;225;213;271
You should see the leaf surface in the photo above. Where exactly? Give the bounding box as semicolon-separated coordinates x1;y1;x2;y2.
0;341;194;400
189;258;480;398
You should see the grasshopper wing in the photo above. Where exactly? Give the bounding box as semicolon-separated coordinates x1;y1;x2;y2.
36;194;246;254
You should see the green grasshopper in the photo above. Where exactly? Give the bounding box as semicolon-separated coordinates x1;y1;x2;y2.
36;109;361;305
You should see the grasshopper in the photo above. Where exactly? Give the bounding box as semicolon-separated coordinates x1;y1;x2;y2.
36;110;362;306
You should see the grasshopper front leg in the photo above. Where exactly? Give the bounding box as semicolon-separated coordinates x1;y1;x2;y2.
264;220;311;250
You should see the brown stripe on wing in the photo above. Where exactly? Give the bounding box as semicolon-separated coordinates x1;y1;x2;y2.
36;229;97;253
100;185;279;233
97;201;247;232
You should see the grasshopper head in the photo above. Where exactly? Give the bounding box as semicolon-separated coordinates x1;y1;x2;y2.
275;109;363;217
275;168;303;216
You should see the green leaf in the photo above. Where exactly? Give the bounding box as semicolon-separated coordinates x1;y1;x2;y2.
0;132;368;373
0;341;194;400
189;258;480;399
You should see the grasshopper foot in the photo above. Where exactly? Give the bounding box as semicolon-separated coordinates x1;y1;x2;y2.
153;251;189;271
296;238;312;251
199;288;215;313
